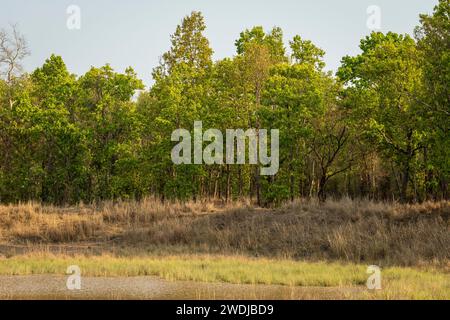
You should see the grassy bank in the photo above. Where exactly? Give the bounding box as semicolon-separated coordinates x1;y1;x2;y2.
0;253;448;300
0;198;448;299
0;198;448;266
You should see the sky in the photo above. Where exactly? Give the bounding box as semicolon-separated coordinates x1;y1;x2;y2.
0;0;438;88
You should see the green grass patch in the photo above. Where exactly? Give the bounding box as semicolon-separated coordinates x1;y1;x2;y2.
0;253;448;299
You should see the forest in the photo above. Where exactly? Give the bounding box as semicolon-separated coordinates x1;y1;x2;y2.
0;0;448;206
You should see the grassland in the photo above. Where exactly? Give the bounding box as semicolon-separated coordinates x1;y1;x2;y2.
0;198;448;265
0;253;448;299
0;198;448;299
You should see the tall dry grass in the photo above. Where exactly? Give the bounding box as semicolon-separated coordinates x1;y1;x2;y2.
0;197;448;266
0;198;250;242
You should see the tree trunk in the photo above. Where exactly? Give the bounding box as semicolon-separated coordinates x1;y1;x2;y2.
400;160;410;203
255;165;261;206
309;161;315;198
318;174;327;202
238;167;243;197
226;165;231;203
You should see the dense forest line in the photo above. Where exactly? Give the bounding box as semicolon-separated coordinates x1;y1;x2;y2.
0;1;448;205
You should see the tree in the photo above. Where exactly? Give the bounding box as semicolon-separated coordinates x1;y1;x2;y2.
0;27;35;202
0;25;30;110
30;54;82;203
0;25;30;84
415;0;450;199
289;35;325;70
338;32;426;202
158;11;213;77
235;26;286;63
78;65;144;201
141;11;214;201
310;109;352;202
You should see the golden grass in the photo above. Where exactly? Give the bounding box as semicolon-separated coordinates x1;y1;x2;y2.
0;198;448;266
0;198;247;242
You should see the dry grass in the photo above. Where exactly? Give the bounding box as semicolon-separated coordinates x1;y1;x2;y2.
0;198;448;267
0;198;248;242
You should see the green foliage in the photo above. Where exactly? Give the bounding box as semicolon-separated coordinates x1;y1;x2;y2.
0;9;448;204
414;0;450;198
289;35;325;70
338;30;446;201
235;26;287;63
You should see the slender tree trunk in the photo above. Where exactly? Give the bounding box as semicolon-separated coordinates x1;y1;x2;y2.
309;161;315;198
238;167;243;197
226;164;231;203
400;160;410;203
318;173;327;202
214;170;219;199
255;166;261;206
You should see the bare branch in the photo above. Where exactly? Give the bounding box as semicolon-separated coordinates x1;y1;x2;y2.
0;24;30;83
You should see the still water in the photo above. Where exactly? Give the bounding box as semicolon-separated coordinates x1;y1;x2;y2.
0;275;364;300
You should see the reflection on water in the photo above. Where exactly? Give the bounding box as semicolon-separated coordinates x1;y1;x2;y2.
0;275;364;300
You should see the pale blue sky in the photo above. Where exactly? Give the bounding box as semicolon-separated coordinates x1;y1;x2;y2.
1;0;438;87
